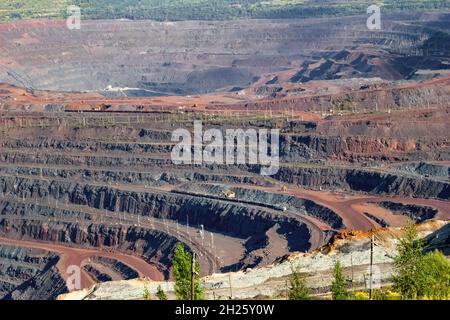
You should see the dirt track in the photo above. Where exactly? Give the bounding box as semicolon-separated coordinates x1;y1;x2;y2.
0;237;164;289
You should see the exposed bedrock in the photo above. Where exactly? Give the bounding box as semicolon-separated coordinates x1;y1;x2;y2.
2;126;449;162
272;166;450;200
376;201;438;223
0;217;178;277
82;265;112;283
224;77;450;113
424;223;450;255
186;184;344;230
1;156;449;201
363;212;390;228
0;165;264;190
395;162;450;180
280;135;450;162
0;176;310;244
91;257;139;280
0;245;67;300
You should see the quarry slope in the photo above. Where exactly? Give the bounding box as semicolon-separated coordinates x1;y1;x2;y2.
58;220;449;300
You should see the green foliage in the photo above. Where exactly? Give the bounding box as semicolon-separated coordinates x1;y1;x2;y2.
143;285;151;300
393;221;450;300
0;0;69;22
331;261;349;300
392;221;425;299
288;267;311;300
172;243;204;300
1;1;450;22
419;250;450;299
156;285;168;300
352;289;402;300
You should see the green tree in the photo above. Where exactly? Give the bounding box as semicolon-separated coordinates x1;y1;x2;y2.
331;261;348;300
143;285;151;300
288;266;311;300
419;250;450;299
392;221;425;299
156;285;168;300
172;243;204;300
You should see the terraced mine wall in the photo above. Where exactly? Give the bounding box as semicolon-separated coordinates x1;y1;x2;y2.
1;160;448;201
396;162;450;180
82;257;140;282
0;175;313;264
185;185;345;230
280;134;450;162
0;202;179;275
224;77;450;113
376;201;438;222
0;110;447;285
272;166;450;200
1;16;443;94
91;257;139;279
0;245;67;300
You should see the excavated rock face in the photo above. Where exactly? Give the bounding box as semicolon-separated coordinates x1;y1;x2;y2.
1;13;449;95
273;166;450;200
57;221;450;300
0;11;449;301
425;223;450;255
0;245;67;300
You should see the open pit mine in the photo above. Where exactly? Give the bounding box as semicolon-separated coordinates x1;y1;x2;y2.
0;1;449;300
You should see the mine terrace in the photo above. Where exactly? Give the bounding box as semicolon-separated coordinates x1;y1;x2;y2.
0;4;449;299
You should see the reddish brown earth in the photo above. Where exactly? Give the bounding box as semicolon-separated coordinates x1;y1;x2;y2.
0;237;164;289
0;14;449;299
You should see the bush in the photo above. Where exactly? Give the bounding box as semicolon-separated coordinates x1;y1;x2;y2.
419;250;450;299
353;291;369;300
156;285;168;300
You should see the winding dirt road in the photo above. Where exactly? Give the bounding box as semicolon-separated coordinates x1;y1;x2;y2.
0;237;164;289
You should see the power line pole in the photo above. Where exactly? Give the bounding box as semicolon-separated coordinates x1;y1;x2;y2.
351;252;354;294
228;274;233;300
285;278;288;300
369;231;374;300
191;252;196;300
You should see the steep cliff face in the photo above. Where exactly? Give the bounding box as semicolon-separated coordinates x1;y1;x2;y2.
282;135;450;162
0;175;312;250
189;184;344;230
0;245;67;300
377;201;438;222
0;219;179;272
273;166;450;200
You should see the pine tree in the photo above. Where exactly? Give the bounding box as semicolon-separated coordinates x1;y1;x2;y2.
156;285;168;300
172;243;204;300
331;261;348;300
288;267;311;300
143;285;151;300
